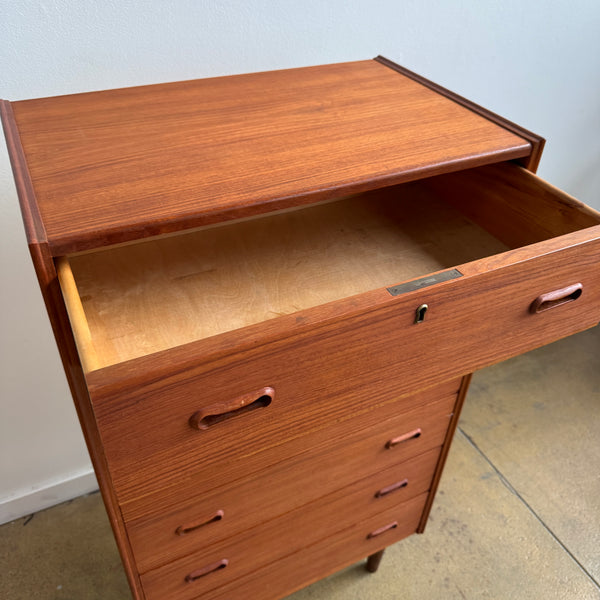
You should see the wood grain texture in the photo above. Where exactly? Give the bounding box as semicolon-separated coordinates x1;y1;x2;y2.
417;374;472;533
375;56;545;172
0;100;47;245
76;219;599;408
119;382;458;526
65;181;507;370
63;162;600;373
2;96;145;600
127;394;456;572
6;57;600;600
87;230;600;504
85;234;600;525
140;490;429;600
423;162;600;249
56;257;101;372
81;219;600;416
177;493;428;600
109;381;458;520
0;226;145;599
8;59;531;254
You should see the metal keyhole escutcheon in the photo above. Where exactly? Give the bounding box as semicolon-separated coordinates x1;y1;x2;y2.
414;304;428;324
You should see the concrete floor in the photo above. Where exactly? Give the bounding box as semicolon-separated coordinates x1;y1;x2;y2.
1;326;599;599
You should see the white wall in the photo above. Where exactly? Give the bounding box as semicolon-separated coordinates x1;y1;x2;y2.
1;1;599;523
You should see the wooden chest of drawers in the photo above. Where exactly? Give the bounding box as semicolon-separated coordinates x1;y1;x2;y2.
2;56;599;600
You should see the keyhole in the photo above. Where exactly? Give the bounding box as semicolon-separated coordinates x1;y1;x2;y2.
414;304;428;324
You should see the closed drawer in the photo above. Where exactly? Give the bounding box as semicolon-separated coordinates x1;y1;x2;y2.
204;492;429;600
139;454;436;600
99;375;460;513
128;395;455;572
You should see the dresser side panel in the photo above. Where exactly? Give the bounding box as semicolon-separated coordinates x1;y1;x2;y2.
0;107;146;597
0;100;47;245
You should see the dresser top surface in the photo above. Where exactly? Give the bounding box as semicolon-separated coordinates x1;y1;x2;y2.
4;58;531;254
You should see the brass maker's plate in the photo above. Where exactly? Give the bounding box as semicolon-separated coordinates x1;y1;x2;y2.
387;269;463;296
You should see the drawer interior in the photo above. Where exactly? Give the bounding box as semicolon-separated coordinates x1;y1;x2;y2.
57;161;600;372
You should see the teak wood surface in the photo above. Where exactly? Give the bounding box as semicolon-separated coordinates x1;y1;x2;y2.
3;58;532;254
129;440;448;573
0;92;147;600
58;162;599;373
86;227;600;469
68;162;600;402
3;56;600;600
61;178;508;371
115;388;457;523
168;493;429;600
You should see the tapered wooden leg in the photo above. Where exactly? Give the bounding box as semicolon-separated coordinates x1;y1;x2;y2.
365;549;385;573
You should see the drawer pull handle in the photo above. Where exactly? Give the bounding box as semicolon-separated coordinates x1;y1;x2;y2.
385;428;421;449
185;559;229;583
189;387;274;430
375;478;408;498
530;283;582;314
176;510;224;536
367;521;398;539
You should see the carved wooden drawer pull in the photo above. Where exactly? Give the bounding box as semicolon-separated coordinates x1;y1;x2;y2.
185;559;229;583
189;387;274;430
374;478;409;498
367;521;398;539
175;510;224;536
530;283;582;314
385;428;422;449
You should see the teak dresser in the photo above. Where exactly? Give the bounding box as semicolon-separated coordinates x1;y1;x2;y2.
2;57;600;600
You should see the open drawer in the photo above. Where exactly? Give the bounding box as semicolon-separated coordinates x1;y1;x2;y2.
53;161;600;506
58;160;600;381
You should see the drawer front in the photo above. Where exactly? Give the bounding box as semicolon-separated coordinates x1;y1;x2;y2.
128;397;452;572
91;236;600;508
98;376;460;512
139;458;434;600
207;492;428;600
